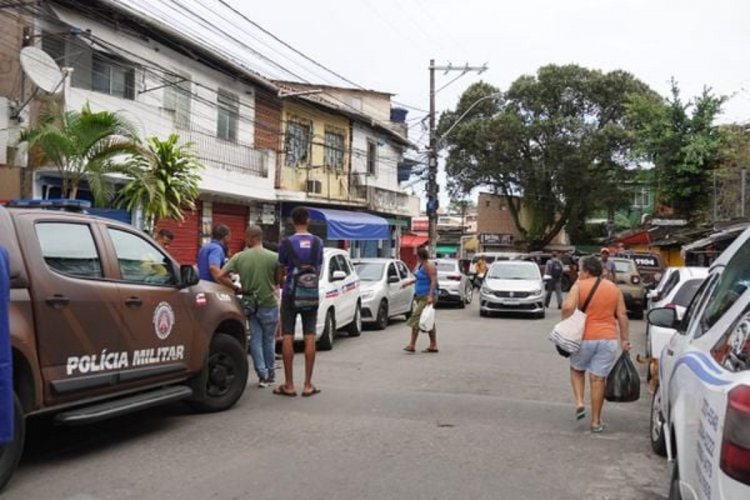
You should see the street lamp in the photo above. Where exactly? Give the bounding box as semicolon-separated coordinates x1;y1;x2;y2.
438;92;502;146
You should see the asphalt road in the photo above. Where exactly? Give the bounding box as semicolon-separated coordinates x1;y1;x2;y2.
5;299;669;500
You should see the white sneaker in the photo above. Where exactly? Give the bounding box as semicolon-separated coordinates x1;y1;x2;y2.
258;379;270;388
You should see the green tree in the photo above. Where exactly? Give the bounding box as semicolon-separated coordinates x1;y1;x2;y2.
116;134;203;231
713;124;750;220
438;65;654;249
20;103;141;205
627;80;726;222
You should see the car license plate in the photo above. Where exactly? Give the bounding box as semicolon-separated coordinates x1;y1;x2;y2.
502;299;520;306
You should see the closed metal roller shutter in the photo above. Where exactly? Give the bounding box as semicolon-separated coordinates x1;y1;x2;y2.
212;203;248;257
157;203;201;265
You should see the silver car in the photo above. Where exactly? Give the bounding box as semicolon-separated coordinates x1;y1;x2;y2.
352;259;416;330
435;259;473;308
479;261;545;318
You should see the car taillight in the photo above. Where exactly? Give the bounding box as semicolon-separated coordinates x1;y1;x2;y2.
664;303;676;309
631;275;641;285
447;274;461;281
721;385;750;485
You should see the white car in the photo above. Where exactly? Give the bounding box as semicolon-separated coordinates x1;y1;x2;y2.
292;248;361;350
479;261;545;318
646;267;709;360
647;228;750;499
435;259;473;308
352;258;416;330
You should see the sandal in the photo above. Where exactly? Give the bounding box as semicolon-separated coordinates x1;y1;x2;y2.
422;347;439;353
273;386;297;397
403;346;416;353
302;386;321;397
575;406;586;421
591;423;606;434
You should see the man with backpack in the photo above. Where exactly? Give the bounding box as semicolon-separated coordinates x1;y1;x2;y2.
274;207;324;398
544;251;565;309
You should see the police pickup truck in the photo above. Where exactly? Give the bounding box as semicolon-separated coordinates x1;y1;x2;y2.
0;200;249;490
648;227;750;499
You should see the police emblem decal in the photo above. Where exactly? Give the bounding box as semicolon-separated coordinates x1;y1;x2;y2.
153;302;175;340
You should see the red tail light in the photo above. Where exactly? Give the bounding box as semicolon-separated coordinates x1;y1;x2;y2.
447;274;461;281
631;275;641;285
721;385;750;485
664;303;676;309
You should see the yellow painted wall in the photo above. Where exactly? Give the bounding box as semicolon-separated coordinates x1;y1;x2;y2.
279;101;353;202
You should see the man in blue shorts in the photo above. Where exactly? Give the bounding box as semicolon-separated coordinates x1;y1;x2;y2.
274;207;324;398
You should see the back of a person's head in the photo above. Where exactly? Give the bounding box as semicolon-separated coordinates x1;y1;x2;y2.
158;228;174;240
291;207;309;226
581;256;603;277
417;247;429;261
212;224;230;240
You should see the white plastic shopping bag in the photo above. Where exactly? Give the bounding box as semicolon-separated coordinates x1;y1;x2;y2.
419;304;435;333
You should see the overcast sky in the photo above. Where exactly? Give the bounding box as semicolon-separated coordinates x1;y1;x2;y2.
129;0;750;205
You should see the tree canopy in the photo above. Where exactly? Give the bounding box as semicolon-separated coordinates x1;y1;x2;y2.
439;64;655;249
626;80;726;222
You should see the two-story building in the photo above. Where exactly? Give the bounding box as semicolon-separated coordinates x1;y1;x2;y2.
270;81;420;258
1;0;280;262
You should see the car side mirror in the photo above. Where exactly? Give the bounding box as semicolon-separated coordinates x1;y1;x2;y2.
332;270;347;281
179;264;200;288
647;307;679;329
388;275;400;283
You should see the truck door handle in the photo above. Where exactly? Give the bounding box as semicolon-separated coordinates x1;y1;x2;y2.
45;294;70;308
124;297;143;308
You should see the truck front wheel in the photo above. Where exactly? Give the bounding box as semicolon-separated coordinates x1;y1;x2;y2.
188;333;249;413
0;394;25;491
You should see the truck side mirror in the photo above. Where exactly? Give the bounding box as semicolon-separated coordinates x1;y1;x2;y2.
179;265;200;288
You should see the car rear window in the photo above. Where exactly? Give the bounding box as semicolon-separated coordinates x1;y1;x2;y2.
614;260;633;273
672;279;704;307
436;261;458;273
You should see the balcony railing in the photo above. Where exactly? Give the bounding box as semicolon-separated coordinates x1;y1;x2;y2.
186;130;268;178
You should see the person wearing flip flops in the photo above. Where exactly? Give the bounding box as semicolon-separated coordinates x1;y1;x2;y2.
561;256;631;433
404;246;439;354
273;207;324;398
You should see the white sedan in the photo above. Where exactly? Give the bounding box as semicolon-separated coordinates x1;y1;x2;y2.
291;248;361;350
646;267;708;361
479;261;545;319
647;228;750;500
353;258;415;330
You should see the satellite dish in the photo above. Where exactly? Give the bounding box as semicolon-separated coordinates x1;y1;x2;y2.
20;46;65;94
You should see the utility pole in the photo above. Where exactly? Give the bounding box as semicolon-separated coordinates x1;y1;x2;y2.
427;60;487;257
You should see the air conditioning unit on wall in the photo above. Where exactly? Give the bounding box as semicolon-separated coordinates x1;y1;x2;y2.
306;179;322;194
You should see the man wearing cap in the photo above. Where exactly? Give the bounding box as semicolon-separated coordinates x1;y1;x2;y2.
600;248;617;283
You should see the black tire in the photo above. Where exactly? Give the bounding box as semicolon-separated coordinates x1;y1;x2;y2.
650;388;667;457
318;310;335;351
464;286;473;305
0;395;24;491
536;310;546;320
188;333;249;413
668;458;682;500
347;303;362;337
479;308;488;317
375;300;389;330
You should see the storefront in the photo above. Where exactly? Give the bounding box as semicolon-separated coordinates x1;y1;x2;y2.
156;202;202;265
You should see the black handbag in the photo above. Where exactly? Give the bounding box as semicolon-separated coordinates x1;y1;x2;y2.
239;291;259;316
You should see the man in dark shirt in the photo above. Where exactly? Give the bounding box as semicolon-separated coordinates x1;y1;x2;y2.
197;224;231;282
274;207;324;398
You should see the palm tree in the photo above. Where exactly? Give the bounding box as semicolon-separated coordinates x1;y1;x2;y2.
116;134;203;231
20;103;142;205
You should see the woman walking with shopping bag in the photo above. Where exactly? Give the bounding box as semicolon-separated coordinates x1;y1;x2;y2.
560;256;631;433
404;247;439;353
